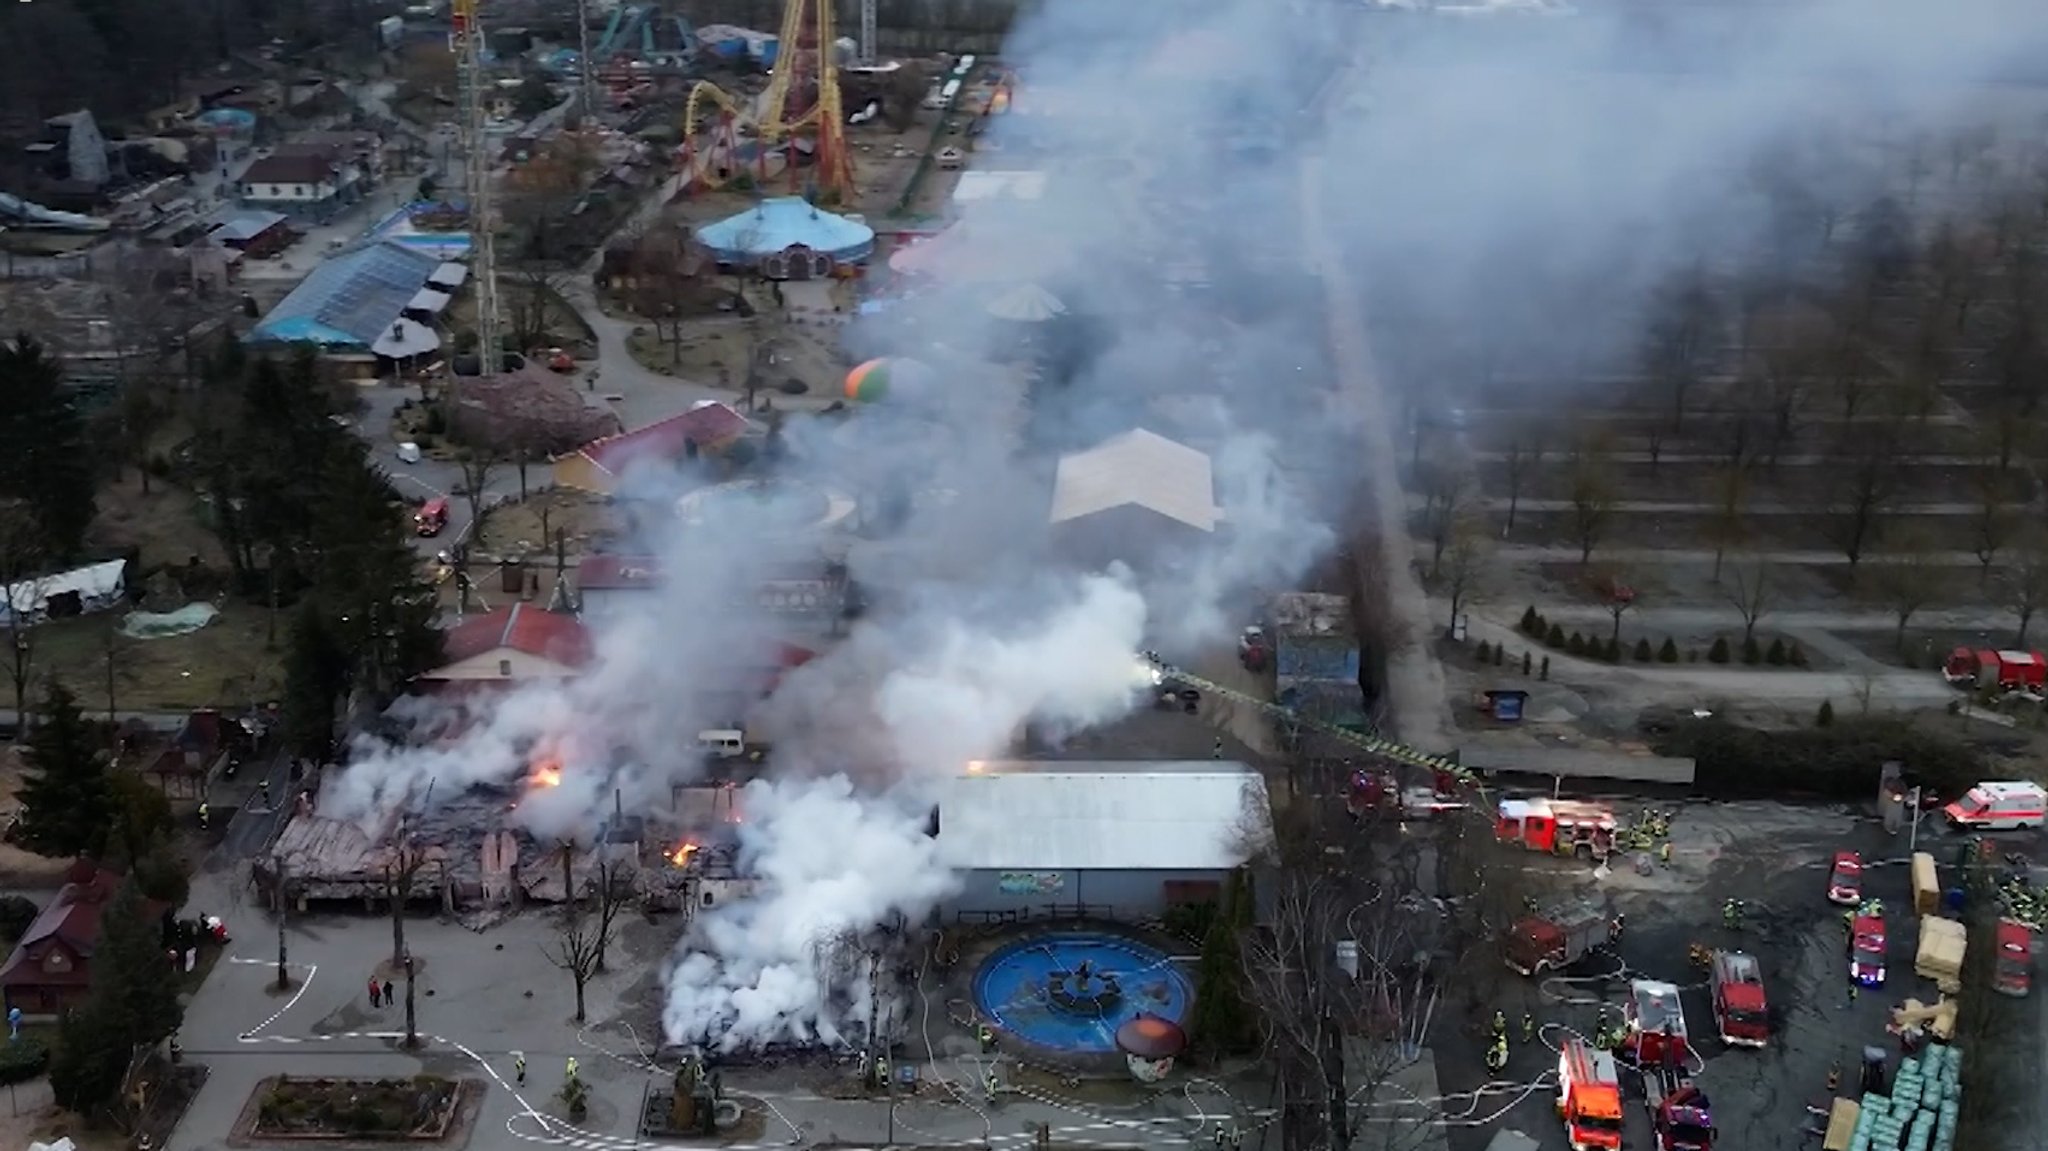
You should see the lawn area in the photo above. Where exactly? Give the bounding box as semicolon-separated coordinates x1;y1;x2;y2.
32;602;283;713
14;474;287;713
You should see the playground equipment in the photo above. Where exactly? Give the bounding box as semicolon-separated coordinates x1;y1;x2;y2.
679;0;854;200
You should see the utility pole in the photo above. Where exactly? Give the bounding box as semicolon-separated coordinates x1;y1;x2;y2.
859;0;877;66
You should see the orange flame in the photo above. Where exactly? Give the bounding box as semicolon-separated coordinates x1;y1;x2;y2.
530;758;564;790
669;842;700;867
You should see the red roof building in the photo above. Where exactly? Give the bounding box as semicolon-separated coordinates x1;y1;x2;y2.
423;604;594;682
1;861;169;1016
553;402;750;495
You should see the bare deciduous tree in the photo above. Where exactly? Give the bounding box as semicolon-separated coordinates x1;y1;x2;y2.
1867;529;1948;652
1415;451;1473;577
2003;529;2048;647
545;875;622;1024
1565;445;1618;567
456;449;498;546
1707;465;1749;583
1822;410;1905;569
591;857;635;973
505;265;566;353
1240;802;1441;1151
1968;454;2018;583
1437;514;1491;635
1724;561;1775;647
1499;432;1545;534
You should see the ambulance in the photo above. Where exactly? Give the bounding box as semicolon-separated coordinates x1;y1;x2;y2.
1942;781;2047;831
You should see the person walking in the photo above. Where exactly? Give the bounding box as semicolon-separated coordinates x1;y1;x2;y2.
259;778;271;805
198;802;211;830
368;978;381;1008
1521;1013;1535;1043
514;1052;526;1085
566;1057;579;1082
383;979;394;1006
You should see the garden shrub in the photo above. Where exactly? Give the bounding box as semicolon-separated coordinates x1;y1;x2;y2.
1657;637;1679;663
1708;637;1731;664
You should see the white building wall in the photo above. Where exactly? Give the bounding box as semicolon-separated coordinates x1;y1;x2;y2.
942;868;1230;923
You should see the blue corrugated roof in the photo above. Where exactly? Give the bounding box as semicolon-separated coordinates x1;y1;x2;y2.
696;196;875;261
247;240;444;349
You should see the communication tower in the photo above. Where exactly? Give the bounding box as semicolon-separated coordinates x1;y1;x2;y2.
452;0;504;372
760;0;855;202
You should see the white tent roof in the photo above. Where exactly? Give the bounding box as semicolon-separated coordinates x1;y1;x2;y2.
2;559;125;620
407;286;451;312
933;762;1269;871
1049;428;1219;531
985;282;1066;323
371;318;441;358
428;261;470;288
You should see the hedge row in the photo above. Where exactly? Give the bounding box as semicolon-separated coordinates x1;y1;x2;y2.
1517;606;1807;667
0;1037;49;1086
1651;716;1985;800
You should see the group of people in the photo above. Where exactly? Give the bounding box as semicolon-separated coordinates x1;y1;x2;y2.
1484;1010;1538;1073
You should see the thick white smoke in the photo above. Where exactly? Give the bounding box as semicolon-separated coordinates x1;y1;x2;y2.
661;774;962;1049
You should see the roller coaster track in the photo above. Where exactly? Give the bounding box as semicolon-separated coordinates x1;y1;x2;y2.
1138;652;1469;781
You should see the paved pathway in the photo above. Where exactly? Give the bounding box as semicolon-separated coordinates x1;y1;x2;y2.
1486;543;2000;568
1439;496;1984;517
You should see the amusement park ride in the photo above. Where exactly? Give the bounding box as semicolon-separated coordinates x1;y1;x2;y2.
680;0;856;201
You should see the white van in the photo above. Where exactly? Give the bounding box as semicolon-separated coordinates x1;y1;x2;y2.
1943;781;2048;831
697;729;746;759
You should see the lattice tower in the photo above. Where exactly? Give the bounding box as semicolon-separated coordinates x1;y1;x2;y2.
453;0;504;370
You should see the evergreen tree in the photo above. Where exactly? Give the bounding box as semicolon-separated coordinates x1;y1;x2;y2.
15;681;110;858
1189;869;1251;1059
0;335;96;557
91;877;182;1044
282;601;348;764
48;877;183;1112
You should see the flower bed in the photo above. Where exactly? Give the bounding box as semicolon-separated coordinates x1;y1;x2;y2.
246;1075;468;1141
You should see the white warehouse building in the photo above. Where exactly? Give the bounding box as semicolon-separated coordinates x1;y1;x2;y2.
931;761;1273;921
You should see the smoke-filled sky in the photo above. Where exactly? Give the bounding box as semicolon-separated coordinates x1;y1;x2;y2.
327;0;2048;1050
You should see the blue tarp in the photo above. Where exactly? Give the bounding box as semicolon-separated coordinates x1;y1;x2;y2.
1276;635;1360;684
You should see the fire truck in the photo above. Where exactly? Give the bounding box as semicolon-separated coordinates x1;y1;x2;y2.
414;497;449;537
1709;950;1769;1047
1495;798;1618;862
1622;979;1691;1069
1942;647;2048;692
1555;1037;1623;1150
1849;913;1887;987
1641;1062;1716;1151
1994;918;2036;997
1504;902;1612;976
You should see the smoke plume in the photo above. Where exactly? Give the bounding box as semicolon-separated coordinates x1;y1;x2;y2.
319;0;2038;1051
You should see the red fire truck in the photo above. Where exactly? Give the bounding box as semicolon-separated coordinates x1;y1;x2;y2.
1709;950;1769;1047
414;497;449;537
1623;979;1691;1069
1495;798;1618;862
1849;913;1888;987
1555;1038;1624;1150
1644;1063;1716;1151
1993;918;2036;997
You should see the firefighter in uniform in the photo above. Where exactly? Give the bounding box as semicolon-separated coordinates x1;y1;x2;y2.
1484;1035;1508;1073
565;1057;579;1082
1521;1013;1535;1043
1490;1011;1507;1041
514;1052;526;1085
978;1022;995;1053
198;802;211;830
986;1068;1000;1102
